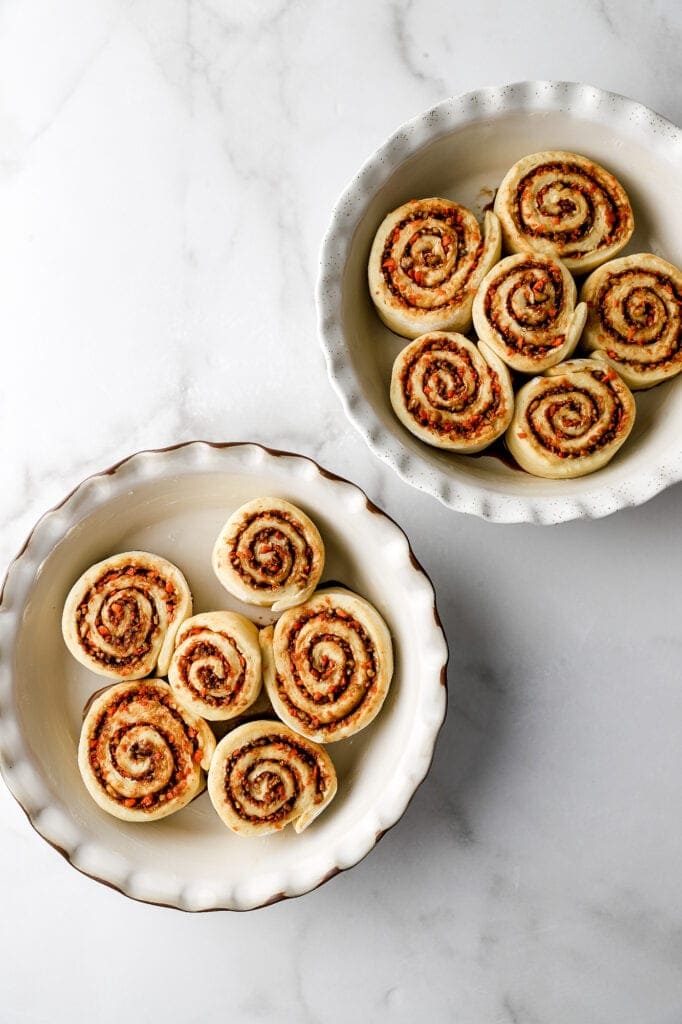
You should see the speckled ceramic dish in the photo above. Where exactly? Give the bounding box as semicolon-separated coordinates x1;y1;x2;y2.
317;81;682;523
0;442;447;911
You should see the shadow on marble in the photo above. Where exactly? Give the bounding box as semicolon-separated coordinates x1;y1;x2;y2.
391;476;682;848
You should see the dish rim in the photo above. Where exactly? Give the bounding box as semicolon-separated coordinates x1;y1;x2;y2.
0;440;449;912
316;79;682;524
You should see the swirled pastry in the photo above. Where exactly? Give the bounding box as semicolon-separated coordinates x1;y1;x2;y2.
261;587;393;743
208;720;337;835
494;151;634;273
390;332;514;452
168;611;262;721
212;498;324;612
62;552;192;680
472;253;587;373
579;253;682;390
368;197;501;338
506;358;636;478
78;679;215;822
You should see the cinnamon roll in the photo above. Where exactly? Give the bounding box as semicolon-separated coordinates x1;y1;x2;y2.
580;253;682;389
78;679;216;822
390;332;514;452
506;358;636;478
62;552;192;680
212;498;325;612
208;720;337;836
368;197;501;338
494;151;634;273
261;587;393;743
168;611;262;721
472;253;587;373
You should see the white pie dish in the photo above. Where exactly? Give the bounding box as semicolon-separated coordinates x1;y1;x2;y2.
0;442;447;911
317;80;682;523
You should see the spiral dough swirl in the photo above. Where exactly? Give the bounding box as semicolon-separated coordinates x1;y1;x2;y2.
506;358;636;478
390;332;514;453
494;151;634;273
168;611;262;721
261;587;393;743
212;498;325;612
78;679;216;822
208;721;337;835
472;254;587;373
580;253;682;390
368;197;502;338
62;551;193;680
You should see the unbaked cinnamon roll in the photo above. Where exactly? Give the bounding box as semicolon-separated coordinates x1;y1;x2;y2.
368;197;501;338
261;587;393;743
472;253;587;373
62;552;192;680
168;611;262;721
78;679;215;822
494;151;634;273
579;253;682;389
212;498;324;612
208;720;337;835
506;358;636;478
390;332;514;452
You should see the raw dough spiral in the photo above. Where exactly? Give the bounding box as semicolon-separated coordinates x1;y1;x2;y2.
212;498;325;612
208;720;337;835
78;679;215;822
506;358;636;478
580;253;682;389
390;332;514;452
494;151;634;273
368;197;501;337
168;611;262;721
472;253;587;373
261;587;393;743
62;551;192;680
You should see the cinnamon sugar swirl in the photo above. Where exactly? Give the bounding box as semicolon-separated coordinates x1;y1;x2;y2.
494;151;634;273
212;498;324;612
506;358;636;478
368;197;501;337
62;552;192;680
208;721;336;835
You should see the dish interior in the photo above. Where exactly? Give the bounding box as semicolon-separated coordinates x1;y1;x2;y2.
342;108;682;498
10;455;443;906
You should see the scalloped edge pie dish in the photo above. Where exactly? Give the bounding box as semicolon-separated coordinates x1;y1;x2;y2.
0;442;448;911
317;81;682;524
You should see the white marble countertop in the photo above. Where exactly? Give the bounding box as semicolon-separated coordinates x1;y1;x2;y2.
2;2;682;1021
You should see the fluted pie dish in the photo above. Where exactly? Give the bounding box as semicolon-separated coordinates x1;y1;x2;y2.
317;81;682;522
0;443;447;911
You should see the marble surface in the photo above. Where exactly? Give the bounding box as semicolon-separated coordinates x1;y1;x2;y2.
1;1;682;1021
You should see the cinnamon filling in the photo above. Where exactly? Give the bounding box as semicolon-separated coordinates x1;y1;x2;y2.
88;684;202;812
526;376;627;458
484;260;566;357
380;206;481;309
177;635;246;707
224;735;327;823
513;161;628;254
275;608;378;734
228;511;313;590
400;338;504;437
595;270;681;368
76;565;178;669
